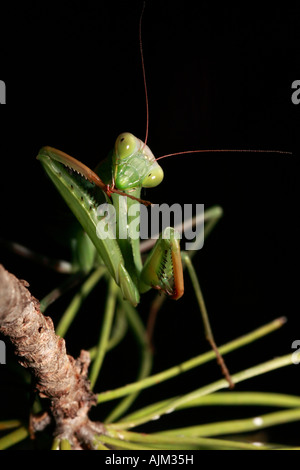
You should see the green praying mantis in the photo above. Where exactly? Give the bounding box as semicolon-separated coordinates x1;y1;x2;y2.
36;133;231;386
34;5;291;391
0;4;237;391
37;136;181;307
34;0;235;386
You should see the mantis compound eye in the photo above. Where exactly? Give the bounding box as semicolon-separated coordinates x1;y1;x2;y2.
141;164;164;188
115;132;139;159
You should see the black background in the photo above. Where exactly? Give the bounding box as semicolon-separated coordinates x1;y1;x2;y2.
0;1;300;447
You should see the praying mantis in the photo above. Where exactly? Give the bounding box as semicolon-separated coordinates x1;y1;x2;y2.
0;4;297;452
2;4;292;395
34;3;244;388
33;3;293;391
36;131;231;385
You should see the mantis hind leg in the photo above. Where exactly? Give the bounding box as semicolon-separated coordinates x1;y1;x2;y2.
183;206;234;386
181;251;234;388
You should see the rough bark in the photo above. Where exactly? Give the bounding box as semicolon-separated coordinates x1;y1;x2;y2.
0;264;104;449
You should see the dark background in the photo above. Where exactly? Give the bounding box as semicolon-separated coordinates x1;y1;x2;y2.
0;1;300;446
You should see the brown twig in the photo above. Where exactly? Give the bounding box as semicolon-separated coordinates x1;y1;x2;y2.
0;264;104;449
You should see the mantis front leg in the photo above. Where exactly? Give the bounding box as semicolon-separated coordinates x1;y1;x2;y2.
139;227;184;300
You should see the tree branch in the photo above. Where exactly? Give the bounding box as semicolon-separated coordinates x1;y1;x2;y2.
0;264;104;449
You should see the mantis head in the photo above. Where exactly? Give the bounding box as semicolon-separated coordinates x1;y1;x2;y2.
113;132;164;190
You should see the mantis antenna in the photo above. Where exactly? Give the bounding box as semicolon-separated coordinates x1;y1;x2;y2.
138;6;293;162
139;1;149;147
156;149;293;161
